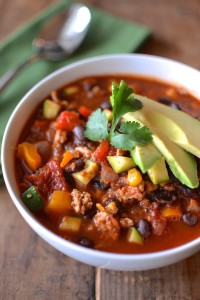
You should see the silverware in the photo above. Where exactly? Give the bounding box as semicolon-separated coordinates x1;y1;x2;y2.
0;3;91;95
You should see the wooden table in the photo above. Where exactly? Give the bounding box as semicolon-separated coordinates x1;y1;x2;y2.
1;0;200;299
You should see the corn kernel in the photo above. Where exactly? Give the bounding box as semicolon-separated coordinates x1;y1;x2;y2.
103;109;113;121
127;168;142;187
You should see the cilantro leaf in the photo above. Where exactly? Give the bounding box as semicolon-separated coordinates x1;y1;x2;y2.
110;121;153;151
84;108;109;141
110;81;143;134
110;131;137;151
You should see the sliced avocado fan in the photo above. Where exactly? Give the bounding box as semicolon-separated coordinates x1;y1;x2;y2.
133;94;200;158
124;106;198;188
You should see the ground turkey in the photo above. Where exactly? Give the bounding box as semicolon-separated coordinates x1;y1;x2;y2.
108;181;145;204
71;189;93;215
93;211;120;240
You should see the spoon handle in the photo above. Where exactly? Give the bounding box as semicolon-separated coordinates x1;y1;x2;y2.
0;54;39;95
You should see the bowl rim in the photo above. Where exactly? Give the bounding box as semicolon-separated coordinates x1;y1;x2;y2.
2;53;200;262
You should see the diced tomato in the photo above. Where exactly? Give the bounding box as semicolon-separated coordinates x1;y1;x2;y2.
79;105;93;119
26;160;69;199
55;111;81;131
93;140;110;162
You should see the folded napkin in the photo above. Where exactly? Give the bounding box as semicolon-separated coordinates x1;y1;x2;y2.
0;0;151;183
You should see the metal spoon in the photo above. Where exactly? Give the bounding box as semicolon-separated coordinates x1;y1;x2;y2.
0;3;91;95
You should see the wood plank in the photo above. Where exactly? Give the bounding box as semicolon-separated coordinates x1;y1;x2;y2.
1;0;200;299
97;256;200;300
86;0;200;69
0;0;56;41
0;185;95;300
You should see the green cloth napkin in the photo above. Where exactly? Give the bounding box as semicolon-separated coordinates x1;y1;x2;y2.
0;0;151;183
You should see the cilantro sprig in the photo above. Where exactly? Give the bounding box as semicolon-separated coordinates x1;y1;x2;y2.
84;80;152;151
110;81;143;135
110;121;152;151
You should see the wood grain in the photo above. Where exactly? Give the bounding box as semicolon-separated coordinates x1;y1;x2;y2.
0;185;95;300
1;0;200;299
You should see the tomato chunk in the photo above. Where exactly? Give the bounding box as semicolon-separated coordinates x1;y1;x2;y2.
79;105;93;119
26;160;69;199
55;111;81;131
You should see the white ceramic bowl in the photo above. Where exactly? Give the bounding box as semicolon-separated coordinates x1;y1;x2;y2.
2;54;200;271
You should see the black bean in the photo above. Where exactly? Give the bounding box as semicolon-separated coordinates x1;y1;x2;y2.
158;97;172;106
137;219;151;238
100;100;112;110
82;79;97;90
147;188;177;204
78;237;94;248
73;125;86;141
64;158;85;173
158;97;182;110
83;208;96;219
182;213;198;226
170;103;182;110
176;184;199;200
74;158;85;171
92;176;106;189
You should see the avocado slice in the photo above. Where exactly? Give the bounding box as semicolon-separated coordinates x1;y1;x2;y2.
132;94;200;158
152;128;198;188
130;143;161;173
124;112;198;188
107;156;136;173
147;156;169;184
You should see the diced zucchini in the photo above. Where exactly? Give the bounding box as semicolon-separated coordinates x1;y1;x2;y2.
128;226;143;245
107;156;136;173
21;186;44;212
64;86;79;95
59;216;82;232
72;160;99;185
43;99;61;119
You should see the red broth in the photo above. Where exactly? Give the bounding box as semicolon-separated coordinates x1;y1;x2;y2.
15;75;200;253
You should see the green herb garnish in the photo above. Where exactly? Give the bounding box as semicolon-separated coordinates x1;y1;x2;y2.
110;81;143;135
110;121;152;151
84;80;152;151
84;108;109;141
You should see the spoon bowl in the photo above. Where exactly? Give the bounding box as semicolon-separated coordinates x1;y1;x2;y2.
0;3;91;93
33;4;91;61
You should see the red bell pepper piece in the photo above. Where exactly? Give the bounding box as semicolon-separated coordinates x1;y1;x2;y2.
93;140;110;162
